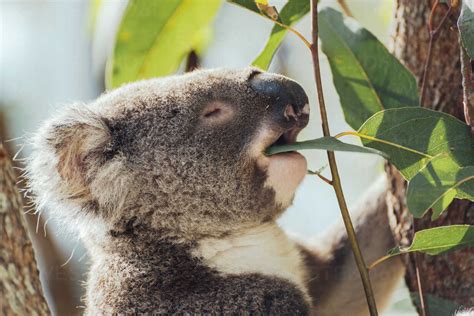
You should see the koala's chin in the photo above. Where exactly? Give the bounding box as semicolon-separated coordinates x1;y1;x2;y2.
265;151;307;207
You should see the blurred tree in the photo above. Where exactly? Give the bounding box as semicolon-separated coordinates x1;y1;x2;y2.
388;0;474;309
0;142;50;315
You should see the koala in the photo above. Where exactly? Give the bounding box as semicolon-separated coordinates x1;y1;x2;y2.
27;68;404;315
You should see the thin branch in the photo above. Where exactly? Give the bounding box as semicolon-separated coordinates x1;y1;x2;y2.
310;1;378;315
460;41;474;137
413;219;428;316
308;169;333;185
267;16;311;49
420;1;453;107
337;0;353;17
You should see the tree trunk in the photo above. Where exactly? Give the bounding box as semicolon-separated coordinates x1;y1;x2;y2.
0;142;50;315
389;0;474;308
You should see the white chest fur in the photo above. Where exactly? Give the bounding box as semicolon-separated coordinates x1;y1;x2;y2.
194;223;310;301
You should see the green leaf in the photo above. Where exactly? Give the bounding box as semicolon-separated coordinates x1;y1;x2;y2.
252;0;310;70
388;225;474;256
458;0;474;59
318;7;419;130
411;293;465;316
407;154;474;219
107;0;222;88
228;0;260;14
266;136;388;157
358;107;474;180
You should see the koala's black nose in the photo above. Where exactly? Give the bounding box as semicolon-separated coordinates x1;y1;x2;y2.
249;72;309;127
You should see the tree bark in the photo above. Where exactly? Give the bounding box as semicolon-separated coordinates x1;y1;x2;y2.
0;142;50;315
389;0;474;308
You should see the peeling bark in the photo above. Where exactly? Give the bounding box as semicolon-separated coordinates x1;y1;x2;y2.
0;142;50;315
389;0;474;308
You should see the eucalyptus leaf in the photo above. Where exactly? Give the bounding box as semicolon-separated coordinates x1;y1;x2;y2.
318;8;419;130
458;0;474;59
407;154;474;219
229;0;310;70
388;225;474;256
358;107;474;180
107;0;222;88
228;0;261;15
266;136;388;157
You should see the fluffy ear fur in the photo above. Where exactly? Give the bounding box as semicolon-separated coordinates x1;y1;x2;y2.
26;103;120;234
50;106;112;200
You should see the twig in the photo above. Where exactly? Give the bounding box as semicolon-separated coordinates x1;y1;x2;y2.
337;0;353;17
265;15;311;49
310;1;378;315
308;169;333;185
413;219;428;316
460;41;474;137
419;1;453;107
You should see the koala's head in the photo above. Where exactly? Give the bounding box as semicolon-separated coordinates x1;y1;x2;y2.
27;68;309;243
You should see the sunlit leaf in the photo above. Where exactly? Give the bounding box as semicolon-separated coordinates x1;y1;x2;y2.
358;107;474;180
407;154;474;219
107;0;222;88
388;225;474;256
318;7;419;130
228;0;260;14
266;136;387;157
458;0;474;59
228;0;310;70
253;0;310;70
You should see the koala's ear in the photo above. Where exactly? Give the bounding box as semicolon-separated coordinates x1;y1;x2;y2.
45;105;112;199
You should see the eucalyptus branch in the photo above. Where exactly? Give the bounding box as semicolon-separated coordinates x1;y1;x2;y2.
460;41;474;136
413;220;428;316
262;15;311;49
420;1;453;107
308;169;333;185
337;0;353;17
310;1;378;315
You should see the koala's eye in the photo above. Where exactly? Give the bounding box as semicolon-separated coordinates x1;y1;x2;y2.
200;101;234;124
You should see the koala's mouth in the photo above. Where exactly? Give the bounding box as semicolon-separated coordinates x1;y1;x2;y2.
265;104;309;154
269;126;303;148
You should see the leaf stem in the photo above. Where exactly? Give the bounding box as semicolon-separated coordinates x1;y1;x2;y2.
368;254;393;270
310;1;378;315
255;10;312;49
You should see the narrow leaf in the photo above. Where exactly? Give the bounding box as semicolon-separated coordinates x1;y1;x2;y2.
318;7;419;130
253;0;310;70
389;225;474;256
407;154;474;219
228;0;260;14
266;136;388;157
458;0;474;59
107;0;222;88
358;107;474;180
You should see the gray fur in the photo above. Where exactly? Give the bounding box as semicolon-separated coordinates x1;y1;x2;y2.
27;68;403;315
27;68;311;314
